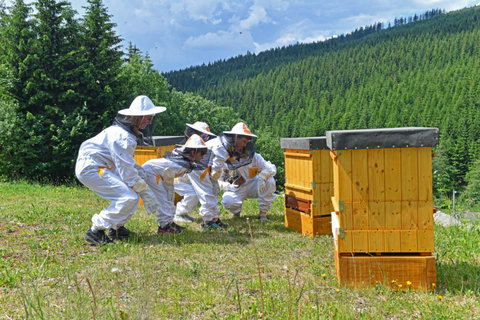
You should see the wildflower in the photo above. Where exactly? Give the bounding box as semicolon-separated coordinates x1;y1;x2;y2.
111;267;121;273
406;281;412;286
398;284;403;288
432;283;436;288
438;295;443;301
335;289;340;293
321;273;326;279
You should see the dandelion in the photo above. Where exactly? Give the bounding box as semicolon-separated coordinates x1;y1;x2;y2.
335;289;340;293
391;280;397;284
438;295;443;301
406;281;412;286
398;284;403;289
321;273;326;279
380;290;384;294
432;283;436;288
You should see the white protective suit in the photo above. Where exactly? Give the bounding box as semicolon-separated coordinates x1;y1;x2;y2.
177;137;228;222
75;125;141;230
142;159;188;226
174;175;199;216
221;153;276;215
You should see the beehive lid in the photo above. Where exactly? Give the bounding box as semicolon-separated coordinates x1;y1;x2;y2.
152;136;184;147
280;137;328;150
326;127;439;150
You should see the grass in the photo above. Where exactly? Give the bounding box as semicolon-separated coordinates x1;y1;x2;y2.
0;181;479;319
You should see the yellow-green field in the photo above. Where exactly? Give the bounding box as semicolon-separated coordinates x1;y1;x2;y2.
1;182;479;319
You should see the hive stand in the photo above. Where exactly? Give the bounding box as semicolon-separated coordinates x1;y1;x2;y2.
280;137;334;237
327;127;438;290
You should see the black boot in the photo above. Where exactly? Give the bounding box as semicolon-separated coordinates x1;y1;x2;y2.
108;226;131;240
85;228;113;246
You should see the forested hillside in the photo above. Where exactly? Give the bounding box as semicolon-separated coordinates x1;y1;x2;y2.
166;6;480;198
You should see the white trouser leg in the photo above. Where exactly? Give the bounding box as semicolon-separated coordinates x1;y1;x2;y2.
257;176;276;213
174;179;199;216
77;167;139;230
188;170;221;222
144;175;175;226
221;185;248;215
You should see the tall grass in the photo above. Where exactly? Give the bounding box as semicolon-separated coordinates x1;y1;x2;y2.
1;181;479;319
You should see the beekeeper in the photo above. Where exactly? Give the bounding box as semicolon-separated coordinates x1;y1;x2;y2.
192;122;257;230
75;95;166;246
219;151;277;221
174;122;216;223
142;134;208;234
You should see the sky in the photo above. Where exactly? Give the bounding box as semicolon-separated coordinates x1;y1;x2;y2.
7;0;480;72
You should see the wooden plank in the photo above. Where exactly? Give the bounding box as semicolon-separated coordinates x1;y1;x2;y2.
284;207;302;233
385;230;401;252
400;230;418;252
417;200;434;229
368;230;385;252
401;148;419;201
385;201;402;229
417;229;434;253
352;149;369;201
367;149;385;203
384;149;402;202
318;149;333;183
418;147;433;201
335;253;436;291
339;227;353;252
337;150;353;230
368;201;385;230
402;200;418;229
284;207;332;237
352;150;369;233
352;231;369;252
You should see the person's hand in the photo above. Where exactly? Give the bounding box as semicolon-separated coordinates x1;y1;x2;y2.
211;169;222;181
218;180;231;191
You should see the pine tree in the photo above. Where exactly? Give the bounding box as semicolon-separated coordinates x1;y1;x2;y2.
79;0;125;129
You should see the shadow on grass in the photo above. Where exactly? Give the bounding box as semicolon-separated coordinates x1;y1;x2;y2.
436;260;480;295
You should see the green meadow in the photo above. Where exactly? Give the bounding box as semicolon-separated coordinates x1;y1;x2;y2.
1;181;479;319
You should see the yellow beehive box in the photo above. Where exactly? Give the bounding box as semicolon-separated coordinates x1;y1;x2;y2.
133;136;183;165
281;137;333;236
328;127;439;254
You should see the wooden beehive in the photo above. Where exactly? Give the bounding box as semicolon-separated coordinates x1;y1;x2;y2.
280;137;333;236
133;136;183;165
327;127;438;290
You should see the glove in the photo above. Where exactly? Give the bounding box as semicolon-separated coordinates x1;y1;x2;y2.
211;169;222;181
132;178;148;193
164;182;175;202
139;187;159;215
257;170;272;194
134;164;146;179
218;180;231;191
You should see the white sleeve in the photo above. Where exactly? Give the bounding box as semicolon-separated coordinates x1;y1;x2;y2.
108;131;140;187
256;153;276;176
